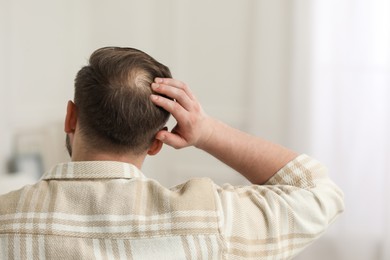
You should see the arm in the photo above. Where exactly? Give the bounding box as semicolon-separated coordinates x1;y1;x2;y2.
151;78;344;258
150;78;297;184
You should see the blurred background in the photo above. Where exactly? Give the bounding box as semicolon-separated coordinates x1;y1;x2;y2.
0;0;389;259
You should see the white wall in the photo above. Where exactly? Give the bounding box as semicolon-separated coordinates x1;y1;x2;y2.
0;1;91;174
0;1;7;175
0;0;294;187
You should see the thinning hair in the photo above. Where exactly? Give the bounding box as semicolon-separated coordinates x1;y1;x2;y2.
74;47;172;154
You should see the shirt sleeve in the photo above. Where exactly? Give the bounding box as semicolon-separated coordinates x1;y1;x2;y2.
214;154;344;259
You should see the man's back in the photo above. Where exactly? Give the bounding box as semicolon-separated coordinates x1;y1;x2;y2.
0;161;220;259
0;155;343;259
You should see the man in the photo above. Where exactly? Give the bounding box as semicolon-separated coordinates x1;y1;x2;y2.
0;47;344;259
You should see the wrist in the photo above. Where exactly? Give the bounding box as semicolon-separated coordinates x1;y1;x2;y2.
194;116;218;150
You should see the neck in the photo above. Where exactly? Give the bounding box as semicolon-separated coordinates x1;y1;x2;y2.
68;132;147;169
71;145;146;169
72;153;145;169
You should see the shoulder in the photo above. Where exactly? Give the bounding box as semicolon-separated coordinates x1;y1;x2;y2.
167;178;217;211
0;184;31;215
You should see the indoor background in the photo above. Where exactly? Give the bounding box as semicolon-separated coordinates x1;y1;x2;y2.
0;0;389;259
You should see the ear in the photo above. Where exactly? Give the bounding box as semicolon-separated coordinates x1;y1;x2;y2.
147;126;168;155
64;101;78;134
147;138;163;156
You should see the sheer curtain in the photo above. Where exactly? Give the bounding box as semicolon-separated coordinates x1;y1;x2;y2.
293;0;390;259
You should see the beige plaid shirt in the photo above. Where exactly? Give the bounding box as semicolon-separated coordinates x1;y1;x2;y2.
0;154;344;259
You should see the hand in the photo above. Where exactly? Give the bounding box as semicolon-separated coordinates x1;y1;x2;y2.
150;78;213;149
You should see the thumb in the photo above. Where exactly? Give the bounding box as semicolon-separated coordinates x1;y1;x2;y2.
156;130;188;149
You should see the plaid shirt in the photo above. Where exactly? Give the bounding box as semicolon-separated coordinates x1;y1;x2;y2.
0;154;344;259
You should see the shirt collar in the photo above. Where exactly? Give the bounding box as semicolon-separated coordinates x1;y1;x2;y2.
41;161;146;180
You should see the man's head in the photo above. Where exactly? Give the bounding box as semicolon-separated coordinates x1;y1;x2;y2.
65;47;172;158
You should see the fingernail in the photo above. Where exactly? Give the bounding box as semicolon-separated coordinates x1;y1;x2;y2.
155;78;163;83
151;83;159;89
150;94;159;100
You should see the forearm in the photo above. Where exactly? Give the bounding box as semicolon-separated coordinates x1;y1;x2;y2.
150;78;298;183
196;117;298;184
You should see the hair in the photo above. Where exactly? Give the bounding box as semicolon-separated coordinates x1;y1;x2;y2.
74;47;172;155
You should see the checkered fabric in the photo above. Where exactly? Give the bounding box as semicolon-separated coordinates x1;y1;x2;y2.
0;154;344;259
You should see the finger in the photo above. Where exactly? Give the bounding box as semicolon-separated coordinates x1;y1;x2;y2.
155;130;188;149
155;78;196;100
150;94;188;123
151;83;193;111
